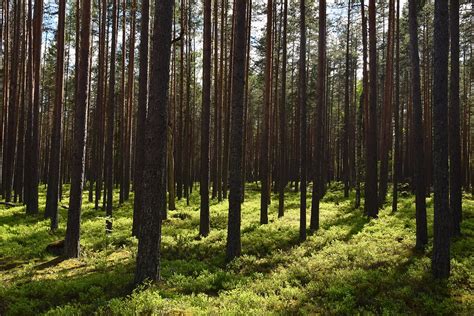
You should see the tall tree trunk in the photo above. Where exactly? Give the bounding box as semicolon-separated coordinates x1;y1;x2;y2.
365;0;378;218
45;0;66;230
226;0;246;262
431;0;450;279
200;0;211;237
4;0;21;203
343;0;351;198
105;0;118;231
260;0;272;225
25;0;42;213
392;0;400;213
278;0;288;217
311;0;325;231
94;0;106;210
408;0;427;249
379;0;395;206
123;0;136;203
298;0;307;241
64;0;91;258
132;0;149;237
134;0;173;284
449;0;461;237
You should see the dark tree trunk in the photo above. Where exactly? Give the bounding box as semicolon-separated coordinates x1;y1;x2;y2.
408;0;427;249
449;0;461;237
278;0;288;218
45;0;66;230
4;0;21;203
200;0;211;237
260;0;272;225
379;0;395;207
226;0;246;262
431;0;450;279
392;0;400;213
132;0;149;237
26;0;42;213
343;0;351;198
64;0;91;258
94;0;106;211
365;0;378;218
311;0;325;231
134;0;173;284
298;0;307;241
105;0;118;231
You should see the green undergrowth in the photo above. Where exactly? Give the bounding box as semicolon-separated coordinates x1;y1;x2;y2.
0;183;473;315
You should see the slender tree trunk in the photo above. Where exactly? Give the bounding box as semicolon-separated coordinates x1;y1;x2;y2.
409;0;427;249
200;0;211;237
298;0;307;241
45;0;66;230
392;0;400;213
132;0;149;237
278;0;288;217
260;0;272;225
226;0;246;262
94;0;106;210
105;0;118;231
310;0;325;230
241;0;251;202
64;0;91;258
449;0;461;237
134;0;173;284
379;0;395;206
123;0;136;203
365;0;378;218
431;0;450;279
4;0;20;203
25;0;42;213
343;0;351;198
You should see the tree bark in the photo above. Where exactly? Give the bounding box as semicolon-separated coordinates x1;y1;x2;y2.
134;0;173;284
132;0;149;237
200;0;211;237
105;0;118;232
45;0;66;230
298;0;307;241
449;0;461;237
226;0;247;262
365;0;378;218
64;0;91;258
408;0;427;249
432;0;450;279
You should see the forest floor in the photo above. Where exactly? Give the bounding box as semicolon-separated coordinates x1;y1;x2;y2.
0;183;473;315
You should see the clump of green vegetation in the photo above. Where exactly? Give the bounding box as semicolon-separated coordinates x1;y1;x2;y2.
0;184;473;315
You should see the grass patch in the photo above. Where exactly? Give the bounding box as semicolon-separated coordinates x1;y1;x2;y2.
0;183;472;315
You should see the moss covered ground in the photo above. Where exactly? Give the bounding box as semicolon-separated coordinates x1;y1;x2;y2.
0;183;472;315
